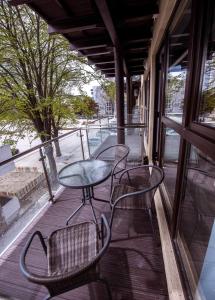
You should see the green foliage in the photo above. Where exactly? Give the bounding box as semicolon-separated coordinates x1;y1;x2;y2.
102;80;116;102
201;87;215;114
166;72;185;109
2;138;19;155
0;1;93;143
71;95;98;118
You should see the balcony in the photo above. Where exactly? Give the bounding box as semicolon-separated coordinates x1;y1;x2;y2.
0;123;170;299
0;175;168;299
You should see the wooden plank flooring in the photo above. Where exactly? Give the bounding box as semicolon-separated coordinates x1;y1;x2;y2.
0;178;168;300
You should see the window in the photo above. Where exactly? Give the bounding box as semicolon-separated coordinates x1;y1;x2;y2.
162;127;180;206
177;145;215;299
144;74;150;140
155;0;215;297
197;4;215;128
165;1;191;123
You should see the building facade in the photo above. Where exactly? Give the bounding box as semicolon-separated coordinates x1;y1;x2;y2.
91;86;114;116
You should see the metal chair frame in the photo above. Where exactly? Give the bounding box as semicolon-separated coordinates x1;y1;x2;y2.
108;165;164;237
20;215;112;300
94;144;130;193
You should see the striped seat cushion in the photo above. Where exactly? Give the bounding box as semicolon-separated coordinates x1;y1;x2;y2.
111;184;151;209
47;222;98;276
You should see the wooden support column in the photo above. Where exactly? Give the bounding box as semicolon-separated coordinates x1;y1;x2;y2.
126;75;132;124
114;46;125;144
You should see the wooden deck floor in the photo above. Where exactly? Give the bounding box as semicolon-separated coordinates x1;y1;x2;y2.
0;178;168;300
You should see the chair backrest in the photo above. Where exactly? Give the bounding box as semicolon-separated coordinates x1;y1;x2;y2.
95;144;130;173
112;165;164;210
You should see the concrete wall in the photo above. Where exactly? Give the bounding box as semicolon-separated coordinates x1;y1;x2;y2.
0;145;15;176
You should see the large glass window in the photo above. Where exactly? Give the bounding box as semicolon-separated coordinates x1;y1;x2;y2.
177;145;215;299
162;127;180;206
197;5;215;128
144;74;150;141
165;1;191;123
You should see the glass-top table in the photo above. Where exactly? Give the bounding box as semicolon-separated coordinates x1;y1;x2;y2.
58;159;112;225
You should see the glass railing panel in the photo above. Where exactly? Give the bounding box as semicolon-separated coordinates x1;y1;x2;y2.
86;126;144;164
0;148;50;254
124;127;144;164
41;130;86;193
86;127;110;157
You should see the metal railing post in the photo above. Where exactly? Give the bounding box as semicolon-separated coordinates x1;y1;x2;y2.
39;148;54;203
86;127;91;157
80;128;85;160
99;118;102;143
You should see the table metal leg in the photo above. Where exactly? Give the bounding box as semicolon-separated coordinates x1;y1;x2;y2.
91;186;109;203
66;202;85;225
89;197;98;224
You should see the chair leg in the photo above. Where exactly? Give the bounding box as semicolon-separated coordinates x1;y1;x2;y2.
98;278;112;300
148;208;155;237
148;208;161;247
110;175;113;196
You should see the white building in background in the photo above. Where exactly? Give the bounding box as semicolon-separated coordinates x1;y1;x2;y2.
90;86;114;116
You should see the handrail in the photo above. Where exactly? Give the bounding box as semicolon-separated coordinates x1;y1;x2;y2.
0;128;80;167
63;124;146;130
0;124;145;168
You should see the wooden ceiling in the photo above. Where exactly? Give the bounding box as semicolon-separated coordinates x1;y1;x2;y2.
10;0;159;77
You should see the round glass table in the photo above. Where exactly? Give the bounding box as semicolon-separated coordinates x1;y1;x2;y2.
58;159;112;225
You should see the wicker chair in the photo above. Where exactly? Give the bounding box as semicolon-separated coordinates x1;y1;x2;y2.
94;144;130;193
20;215;112;300
108;165;164;237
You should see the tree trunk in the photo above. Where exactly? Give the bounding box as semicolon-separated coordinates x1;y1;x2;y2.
52;124;62;157
54;139;62;157
44;143;58;188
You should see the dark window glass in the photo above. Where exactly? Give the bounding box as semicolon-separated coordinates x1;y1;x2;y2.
144;75;150;141
178;145;215;299
163;127;180;206
198;6;215;128
165;1;191;123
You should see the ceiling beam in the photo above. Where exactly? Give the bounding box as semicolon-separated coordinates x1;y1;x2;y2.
124;15;153;25
94;0;120;48
69;38;109;51
99;67;115;71
94;0;128;75
9;0;34;5
127;57;145;61
49;24;100;34
83;50;112;57
124;38;151;46
129;65;144;68
94;60;115;65
48;16;104;34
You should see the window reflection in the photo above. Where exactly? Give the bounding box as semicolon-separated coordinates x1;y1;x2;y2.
163;127;180;205
198;7;215;128
165;1;191;123
178;145;215;299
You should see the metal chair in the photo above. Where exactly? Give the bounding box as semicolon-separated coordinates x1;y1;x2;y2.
94;144;130;193
108;165;164;238
20;215;112;300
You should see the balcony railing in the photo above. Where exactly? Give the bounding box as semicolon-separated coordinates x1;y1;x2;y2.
0;121;145;254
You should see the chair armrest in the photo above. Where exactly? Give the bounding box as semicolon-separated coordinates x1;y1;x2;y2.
20;231;47;282
100;213;111;248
